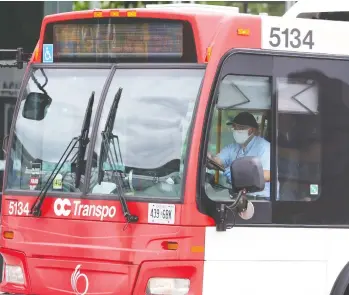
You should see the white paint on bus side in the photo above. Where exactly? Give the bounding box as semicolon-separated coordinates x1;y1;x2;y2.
283;0;349;18
203;226;349;295
261;16;349;56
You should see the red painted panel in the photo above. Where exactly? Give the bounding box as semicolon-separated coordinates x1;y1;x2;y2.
2;8;264;295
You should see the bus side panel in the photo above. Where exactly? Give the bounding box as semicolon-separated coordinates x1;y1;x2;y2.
202;226;349;295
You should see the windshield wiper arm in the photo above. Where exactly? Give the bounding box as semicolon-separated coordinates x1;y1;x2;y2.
97;88;123;183
31;91;95;217
98;87;138;224
74;92;95;187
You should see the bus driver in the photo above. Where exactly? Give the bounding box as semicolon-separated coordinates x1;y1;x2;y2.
208;111;271;198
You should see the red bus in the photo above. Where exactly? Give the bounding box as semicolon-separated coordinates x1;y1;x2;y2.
3;3;349;295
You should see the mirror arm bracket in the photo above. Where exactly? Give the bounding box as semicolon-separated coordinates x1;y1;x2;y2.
215;189;247;232
216;203;229;232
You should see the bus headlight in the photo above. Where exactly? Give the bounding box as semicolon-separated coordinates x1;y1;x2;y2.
5;265;24;284
146;278;190;295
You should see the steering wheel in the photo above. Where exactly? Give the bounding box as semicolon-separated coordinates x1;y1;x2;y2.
206;155;225;172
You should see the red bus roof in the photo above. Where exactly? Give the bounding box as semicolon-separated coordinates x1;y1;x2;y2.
32;8;262;64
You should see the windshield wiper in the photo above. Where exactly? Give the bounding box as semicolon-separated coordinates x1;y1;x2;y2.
74;92;95;187
31;91;95;217
97;88;123;183
98;87;138;225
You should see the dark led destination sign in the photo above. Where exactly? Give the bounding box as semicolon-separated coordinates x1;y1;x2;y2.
52;21;184;58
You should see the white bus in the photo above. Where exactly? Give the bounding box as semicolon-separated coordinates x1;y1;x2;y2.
284;0;349;20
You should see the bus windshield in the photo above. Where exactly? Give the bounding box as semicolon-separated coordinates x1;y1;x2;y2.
5;66;204;199
90;68;204;198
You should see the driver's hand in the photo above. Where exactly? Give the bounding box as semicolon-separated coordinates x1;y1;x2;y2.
224;168;232;184
206;152;215;170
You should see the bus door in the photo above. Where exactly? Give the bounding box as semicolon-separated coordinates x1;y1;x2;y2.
199;49;349;295
0;98;16;186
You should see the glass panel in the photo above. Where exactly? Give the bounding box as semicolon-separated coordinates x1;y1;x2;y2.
205;74;272;201
0;66;25;189
217;75;271;110
6;68;110;192
277;77;321;201
272;56;349;224
278;78;319;114
89;68;204;199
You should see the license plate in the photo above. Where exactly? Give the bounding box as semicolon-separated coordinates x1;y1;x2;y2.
148;203;175;224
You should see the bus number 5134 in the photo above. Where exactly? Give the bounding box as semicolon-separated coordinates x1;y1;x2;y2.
269;27;315;50
8;201;30;216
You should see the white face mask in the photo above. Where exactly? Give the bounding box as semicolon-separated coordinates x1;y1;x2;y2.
233;130;251;145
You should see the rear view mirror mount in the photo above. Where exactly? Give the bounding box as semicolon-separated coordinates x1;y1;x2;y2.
22;92;52;121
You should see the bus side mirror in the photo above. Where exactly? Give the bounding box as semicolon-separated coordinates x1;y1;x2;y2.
215;156;265;231
22;92;52;121
230;156;265;193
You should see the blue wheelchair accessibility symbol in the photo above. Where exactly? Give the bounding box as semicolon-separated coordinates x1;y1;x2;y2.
43;44;53;63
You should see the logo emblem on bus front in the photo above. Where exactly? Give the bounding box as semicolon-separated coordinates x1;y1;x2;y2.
71;264;89;295
54;198;71;216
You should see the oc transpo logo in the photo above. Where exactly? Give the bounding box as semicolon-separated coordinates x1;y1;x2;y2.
54;198;71;216
53;198;117;221
71;264;89;295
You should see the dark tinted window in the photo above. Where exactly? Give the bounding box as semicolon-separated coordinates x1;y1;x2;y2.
274;56;349;225
298;11;349;22
277;77;321;202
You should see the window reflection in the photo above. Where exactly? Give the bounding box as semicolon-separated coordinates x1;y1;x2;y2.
6;68;110;192
277;78;321;201
89;68;204;198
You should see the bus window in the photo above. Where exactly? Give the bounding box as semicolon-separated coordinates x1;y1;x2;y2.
0;67;24;193
89;67;205;199
297;11;349;22
6;67;110;193
277;77;320;202
205;74;272;201
271;55;349;224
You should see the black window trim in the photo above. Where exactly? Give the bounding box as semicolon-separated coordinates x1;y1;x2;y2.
197;48;349;226
4;62;206;205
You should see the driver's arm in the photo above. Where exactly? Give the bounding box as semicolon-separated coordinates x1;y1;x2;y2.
212;155;224;167
207;145;232;170
215;145;233;168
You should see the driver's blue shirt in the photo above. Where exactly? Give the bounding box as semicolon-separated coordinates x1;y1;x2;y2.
217;135;272;198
